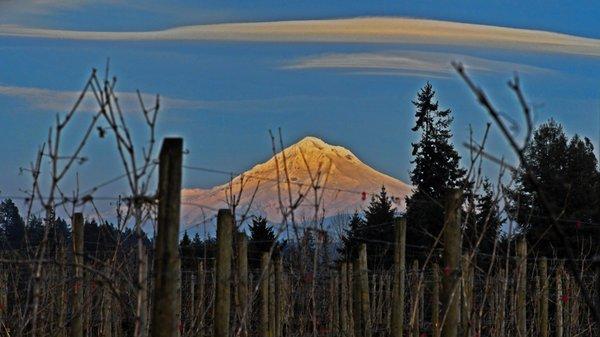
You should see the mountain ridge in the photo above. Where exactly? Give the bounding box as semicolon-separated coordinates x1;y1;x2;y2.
181;136;412;226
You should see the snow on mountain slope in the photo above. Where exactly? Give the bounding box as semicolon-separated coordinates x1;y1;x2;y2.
181;136;412;226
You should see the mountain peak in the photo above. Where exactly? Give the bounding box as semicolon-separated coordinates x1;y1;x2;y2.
286;136;357;162
291;136;332;151
181;136;412;225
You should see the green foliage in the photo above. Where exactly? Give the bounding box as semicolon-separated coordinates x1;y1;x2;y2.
0;199;25;249
180;231;195;270
338;212;364;261
509;119;600;257
405;82;466;249
248;216;280;269
339;187;397;269
464;179;503;255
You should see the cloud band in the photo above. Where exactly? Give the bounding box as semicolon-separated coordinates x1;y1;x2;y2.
1;17;600;56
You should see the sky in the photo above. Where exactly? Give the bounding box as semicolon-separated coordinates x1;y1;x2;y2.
0;1;599;221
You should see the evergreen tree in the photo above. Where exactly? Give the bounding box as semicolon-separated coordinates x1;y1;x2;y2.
405;83;466;251
248;216;278;269
0;199;25;249
338;212;364;261
339;187;397;268
363;187;397;268
464;179;503;255
509;119;600;257
26;215;44;250
192;232;203;257
180;231;195;270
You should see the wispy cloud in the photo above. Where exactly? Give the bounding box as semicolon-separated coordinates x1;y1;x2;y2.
0;85;205;112
283;51;552;77
1;17;600;57
0;0;118;17
0;84;343;114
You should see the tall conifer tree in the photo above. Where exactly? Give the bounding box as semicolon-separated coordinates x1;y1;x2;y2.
405;83;466;249
509;119;600;257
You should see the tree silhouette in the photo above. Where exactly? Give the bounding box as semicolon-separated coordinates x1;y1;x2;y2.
338;212;364;261
339;187;397;268
405;82;466;251
0;199;25;250
509;119;600;257
248;216;278;269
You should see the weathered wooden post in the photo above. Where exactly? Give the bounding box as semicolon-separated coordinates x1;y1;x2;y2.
138;245;149;337
71;212;84;337
494;269;506;337
275;256;283;337
57;245;67;337
461;254;473;337
358;244;372;337
196;261;205;337
214;209;233;337
441;190;461;337
151;138;183;337
539;258;549;337
353;258;363;336
564;273;571;337
432;263;440;337
236;232;248;337
101;269;113;337
260;253;270;337
268;261;275;337
331;271;339;337
534;275;540;336
410;259;420;337
0;256;6;321
348;262;356;337
0;259;6;322
340;263;349;337
516;239;527;337
595;255;600;323
392;219;406;337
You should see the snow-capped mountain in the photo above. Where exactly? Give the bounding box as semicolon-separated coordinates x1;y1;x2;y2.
181;136;412;226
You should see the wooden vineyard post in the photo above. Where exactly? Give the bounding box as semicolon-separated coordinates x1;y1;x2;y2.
213;210;233;337
392;219;406;337
539;258;549;337
441;190;461;337
0;257;6;322
340;263;350;337
151;138;183;337
260;253;270;337
353;259;362;336
275;256;283;337
196;261;205;337
269;261;275;337
71;212;84;337
236;232;248;337
139;245;149;337
358;244;372;337
494;269;506;337
410;259;420;337
564;273;571;337
330;270;339;337
432;263;440;337
461;254;473;337
101;268;113;337
516;239;527;337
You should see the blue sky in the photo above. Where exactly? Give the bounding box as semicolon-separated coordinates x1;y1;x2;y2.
0;1;599;214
